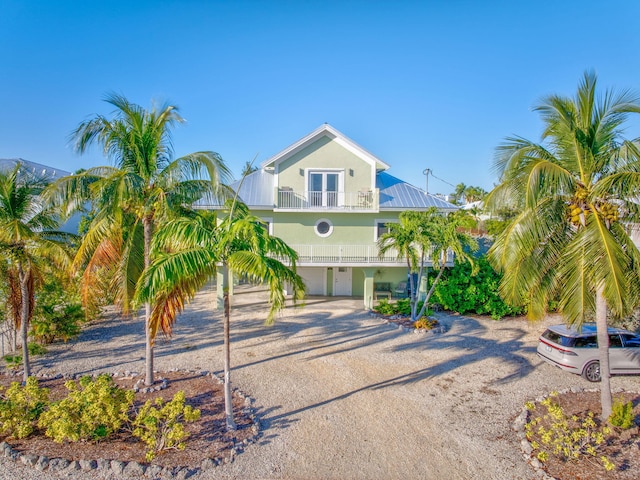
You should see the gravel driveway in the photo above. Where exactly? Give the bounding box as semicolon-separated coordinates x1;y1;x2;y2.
2;285;639;480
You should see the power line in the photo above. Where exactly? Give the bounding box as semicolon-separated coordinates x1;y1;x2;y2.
423;168;456;194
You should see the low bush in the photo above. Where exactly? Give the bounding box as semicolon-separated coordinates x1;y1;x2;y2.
39;374;134;442
413;317;438;330
525;393;615;471
373;298;432;317
609;398;635;429
31;277;86;344
132;391;201;460
0;377;49;439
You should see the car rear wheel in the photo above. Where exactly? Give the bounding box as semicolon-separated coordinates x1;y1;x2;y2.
582;360;601;382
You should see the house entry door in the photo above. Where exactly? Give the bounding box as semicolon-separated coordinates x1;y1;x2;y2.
333;267;352;296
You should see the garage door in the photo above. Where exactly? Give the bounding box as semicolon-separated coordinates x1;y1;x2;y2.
297;267;326;295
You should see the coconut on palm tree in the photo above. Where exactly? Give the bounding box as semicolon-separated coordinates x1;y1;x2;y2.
48;93;232;386
137;201;305;430
0;163;75;381
487;71;640;419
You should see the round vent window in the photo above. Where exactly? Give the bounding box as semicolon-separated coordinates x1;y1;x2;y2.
315;218;333;237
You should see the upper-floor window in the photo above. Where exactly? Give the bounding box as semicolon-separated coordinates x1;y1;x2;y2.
375;219;398;241
308;170;343;207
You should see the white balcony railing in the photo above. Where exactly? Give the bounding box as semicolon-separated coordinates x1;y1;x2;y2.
276;189;378;211
279;245;454;266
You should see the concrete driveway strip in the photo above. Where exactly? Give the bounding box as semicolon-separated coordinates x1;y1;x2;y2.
7;285;640;480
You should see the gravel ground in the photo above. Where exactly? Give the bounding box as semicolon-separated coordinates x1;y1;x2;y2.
1;284;639;480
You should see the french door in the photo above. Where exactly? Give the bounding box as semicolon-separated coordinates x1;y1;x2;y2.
309;171;340;207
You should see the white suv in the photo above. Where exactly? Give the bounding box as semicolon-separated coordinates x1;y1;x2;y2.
537;323;640;382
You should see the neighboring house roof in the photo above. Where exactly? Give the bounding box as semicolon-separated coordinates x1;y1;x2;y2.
0;158;70;180
262;124;390;172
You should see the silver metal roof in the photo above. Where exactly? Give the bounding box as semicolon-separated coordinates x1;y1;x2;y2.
231;169;274;207
197;169;457;211
0;158;70;180
377;172;457;210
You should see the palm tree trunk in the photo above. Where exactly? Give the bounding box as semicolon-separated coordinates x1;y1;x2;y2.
596;286;612;420
143;216;154;386
223;287;236;431
18;266;30;382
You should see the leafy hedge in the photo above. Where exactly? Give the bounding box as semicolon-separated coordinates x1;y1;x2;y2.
432;255;524;319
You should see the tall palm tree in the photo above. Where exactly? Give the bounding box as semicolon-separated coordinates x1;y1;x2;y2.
137;201;305;430
378;208;477;321
0;164;74;381
48;93;232;386
487;71;640;419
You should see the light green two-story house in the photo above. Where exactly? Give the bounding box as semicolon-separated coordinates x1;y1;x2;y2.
211;124;457;309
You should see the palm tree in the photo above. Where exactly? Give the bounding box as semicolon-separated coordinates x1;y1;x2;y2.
463;185;487;204
487;71;640;419
137;201;305;430
378;208;477;321
48;93;232;386
0;164;74;381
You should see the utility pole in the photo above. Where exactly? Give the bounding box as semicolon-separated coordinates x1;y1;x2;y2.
423;168;431;194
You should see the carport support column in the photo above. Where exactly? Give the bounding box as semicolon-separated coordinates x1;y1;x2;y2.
216;267;234;310
362;268;375;310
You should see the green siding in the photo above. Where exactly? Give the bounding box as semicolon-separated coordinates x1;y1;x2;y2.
271;212;400;246
277;137;373;193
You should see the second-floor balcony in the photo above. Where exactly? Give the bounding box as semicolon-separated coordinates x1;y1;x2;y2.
276;188;379;211
280;245;454;267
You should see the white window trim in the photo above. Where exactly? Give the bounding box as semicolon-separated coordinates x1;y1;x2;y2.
374;218;398;241
315;218;334;238
260;217;273;235
304;168;344;192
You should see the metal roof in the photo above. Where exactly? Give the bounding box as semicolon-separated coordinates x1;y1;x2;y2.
197;169;457;211
0;158;70;180
231;169;274;207
377;172;457;210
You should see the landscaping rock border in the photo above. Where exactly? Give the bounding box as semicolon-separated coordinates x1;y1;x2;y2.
0;370;261;479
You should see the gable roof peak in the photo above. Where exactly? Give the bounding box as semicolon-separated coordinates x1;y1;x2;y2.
261;124;390;171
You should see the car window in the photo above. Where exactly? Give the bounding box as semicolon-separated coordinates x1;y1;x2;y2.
573;336;597;348
542;329;574;346
609;334;623;348
621;334;640;348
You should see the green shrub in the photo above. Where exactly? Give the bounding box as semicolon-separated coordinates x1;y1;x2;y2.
525;393;615;471
39;374;134;442
3;355;21;368
132;391;201;461
28;342;47;356
31;277;86;344
373;299;396;316
609;398;635;429
433;255;525;319
3;343;46;369
0;377;49;439
373;298;432;317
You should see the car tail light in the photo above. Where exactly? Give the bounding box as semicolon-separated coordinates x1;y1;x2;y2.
539;338;578;356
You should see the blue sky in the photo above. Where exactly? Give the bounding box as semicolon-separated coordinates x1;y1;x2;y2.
2;0;640;194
